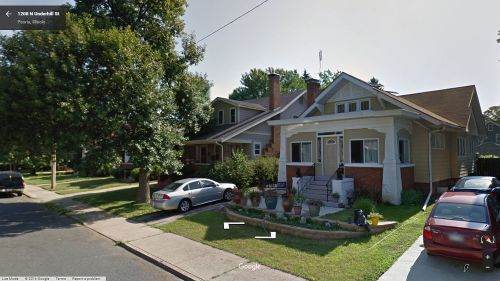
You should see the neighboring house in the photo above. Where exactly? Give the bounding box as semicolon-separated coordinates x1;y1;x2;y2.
477;118;500;156
268;72;486;204
183;74;318;166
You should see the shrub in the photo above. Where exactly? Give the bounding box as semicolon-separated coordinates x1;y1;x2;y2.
252;156;278;187
209;149;254;190
78;150;121;177
353;197;375;215
192;164;212;178
130;168;140;182
401;189;423;205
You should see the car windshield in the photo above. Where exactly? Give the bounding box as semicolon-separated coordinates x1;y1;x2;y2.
433;203;488;223
161;182;183;192
455;178;492;189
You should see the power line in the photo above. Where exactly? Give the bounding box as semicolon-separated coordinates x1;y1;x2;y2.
197;0;271;43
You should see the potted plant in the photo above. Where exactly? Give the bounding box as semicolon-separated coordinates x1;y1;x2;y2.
264;189;278;210
293;193;305;215
331;192;340;203
306;199;324;217
367;212;383;226
239;189;248;207
281;193;294;212
232;188;242;204
248;190;262;207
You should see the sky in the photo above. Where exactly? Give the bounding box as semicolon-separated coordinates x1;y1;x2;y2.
2;0;500;110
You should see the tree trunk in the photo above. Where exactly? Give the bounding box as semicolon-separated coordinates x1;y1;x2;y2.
136;168;151;203
51;145;57;190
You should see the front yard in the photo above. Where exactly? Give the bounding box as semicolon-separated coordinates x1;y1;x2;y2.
157;204;429;281
25;174;133;195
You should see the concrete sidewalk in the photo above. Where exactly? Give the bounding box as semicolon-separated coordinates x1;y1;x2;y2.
24;185;306;281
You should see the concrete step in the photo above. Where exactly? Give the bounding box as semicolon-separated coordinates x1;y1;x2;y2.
309;180;328;186
314;176;331;181
303;190;328;197
305;184;329;191
302;193;326;201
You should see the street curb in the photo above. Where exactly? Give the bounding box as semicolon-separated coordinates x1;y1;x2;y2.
118;242;201;281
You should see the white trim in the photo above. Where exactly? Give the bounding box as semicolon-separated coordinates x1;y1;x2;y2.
344;163;383;168
241;131;272;136
290;141;313;163
253;142;262;156
348;138;380;164
400;164;415;168
217;110;224;126
221;90;307;142
286;162;314;166
359;99;371;111
229;107;237;124
348;101;358;112
336;102;346;114
212;97;266;111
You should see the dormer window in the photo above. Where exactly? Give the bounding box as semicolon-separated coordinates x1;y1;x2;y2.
230;108;236;124
336;103;345;113
217;110;224;125
360;100;370;111
348;102;357;112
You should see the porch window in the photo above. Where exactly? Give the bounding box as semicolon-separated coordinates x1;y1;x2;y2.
217;110;224;125
398;139;410;163
253;143;261;156
350;139;379;163
360;100;370;111
457;137;466;157
431;133;445;149
230;108;236;123
291;142;312;162
348;102;357;112
488;123;493;131
336;103;345;113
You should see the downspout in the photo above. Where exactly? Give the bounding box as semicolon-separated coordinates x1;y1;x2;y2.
416;121;444;211
216;141;224;162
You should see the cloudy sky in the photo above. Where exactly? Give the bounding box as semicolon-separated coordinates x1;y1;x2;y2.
2;0;500;110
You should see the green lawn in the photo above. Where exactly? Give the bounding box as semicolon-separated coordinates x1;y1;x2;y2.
321;203;422;223
25;174;131;195
76;187;163;219
157;204;429;281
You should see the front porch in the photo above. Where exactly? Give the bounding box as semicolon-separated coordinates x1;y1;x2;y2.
183;142;252;165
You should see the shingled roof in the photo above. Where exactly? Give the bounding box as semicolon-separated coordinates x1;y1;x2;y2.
398;85;476;128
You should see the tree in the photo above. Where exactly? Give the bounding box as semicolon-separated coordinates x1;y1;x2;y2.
301;70;311;81
0;17;88;188
484;106;500;123
319;69;342;88
369;77;384;90
73;1;212;203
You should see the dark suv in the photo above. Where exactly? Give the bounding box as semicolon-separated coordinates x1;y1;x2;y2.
0;171;25;196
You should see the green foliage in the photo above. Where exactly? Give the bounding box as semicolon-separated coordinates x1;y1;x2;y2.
306;199;324;207
331;192;340;199
319;69;342;88
209;149;254;190
401;189;423;205
353;197;376;215
130;168;141;182
192;164;212;178
252;156;278;187
79;150;121;177
247;190;261;200
484;105;500;123
369;77;384;90
479;154;500;159
293;192;305;204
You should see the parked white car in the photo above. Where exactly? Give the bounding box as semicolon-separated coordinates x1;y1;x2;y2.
151;178;236;212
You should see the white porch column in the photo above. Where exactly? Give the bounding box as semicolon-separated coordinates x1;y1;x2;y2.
278;125;287;183
382;119;402;205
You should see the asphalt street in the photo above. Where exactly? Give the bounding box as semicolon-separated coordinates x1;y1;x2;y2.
0;193;181;281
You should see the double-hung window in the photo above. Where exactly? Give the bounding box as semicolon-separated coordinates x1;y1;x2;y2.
431;133;445;149
350;139;379;164
336;103;345;113
253;143;261;156
291;142;312;163
230;108;236;123
398;139;410;163
457;137;466;157
217;110;224;125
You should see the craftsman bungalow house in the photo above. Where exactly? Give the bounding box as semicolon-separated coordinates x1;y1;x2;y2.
268;72;486;204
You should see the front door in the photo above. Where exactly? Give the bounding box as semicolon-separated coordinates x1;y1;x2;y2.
323;137;338;177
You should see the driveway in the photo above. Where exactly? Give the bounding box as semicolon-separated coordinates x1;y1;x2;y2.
379;236;500;281
0;193;180;281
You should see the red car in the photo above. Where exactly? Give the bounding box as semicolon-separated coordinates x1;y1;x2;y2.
423;192;500;271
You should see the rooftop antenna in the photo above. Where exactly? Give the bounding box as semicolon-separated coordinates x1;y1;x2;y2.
318;50;323;75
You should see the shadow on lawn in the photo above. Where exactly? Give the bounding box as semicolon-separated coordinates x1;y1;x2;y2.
62;177;122;190
176;210;376;256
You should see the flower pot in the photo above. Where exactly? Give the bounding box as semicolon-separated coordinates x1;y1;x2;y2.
282;196;293;212
371;217;379;226
251;196;261;207
308;204;321;217
232;191;241;204
293;205;302;215
264;196;278;210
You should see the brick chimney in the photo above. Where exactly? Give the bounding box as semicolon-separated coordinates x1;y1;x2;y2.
306;78;320;107
268;73;281;110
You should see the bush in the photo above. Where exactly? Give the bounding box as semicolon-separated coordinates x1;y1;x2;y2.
192;164;212;178
401;189;423;205
209;149;254;190
130;168;140;182
353;197;376;215
252;156;278;187
78;151;121;177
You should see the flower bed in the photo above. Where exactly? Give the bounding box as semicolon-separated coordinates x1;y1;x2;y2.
225;205;397;240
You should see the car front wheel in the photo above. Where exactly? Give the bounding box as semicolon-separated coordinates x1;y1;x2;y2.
223;189;233;201
178;199;191;212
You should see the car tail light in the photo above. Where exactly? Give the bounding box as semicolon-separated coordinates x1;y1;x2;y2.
423;225;433;240
480;233;497;248
162;194;170;200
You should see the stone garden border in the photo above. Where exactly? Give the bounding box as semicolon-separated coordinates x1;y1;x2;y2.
225;205;397;240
